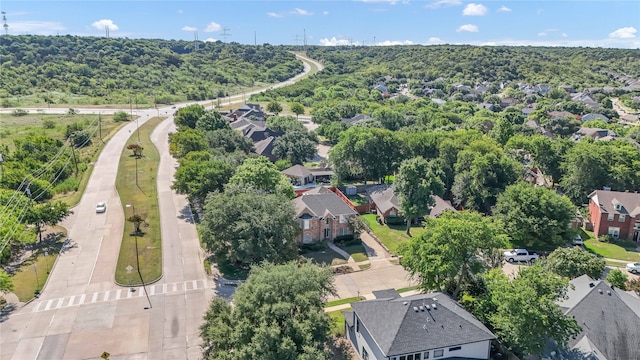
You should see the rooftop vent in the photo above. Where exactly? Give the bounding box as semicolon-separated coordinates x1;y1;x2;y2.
589;283;595;288
403;301;408;306
419;306;424;311
607;291;611;296
426;305;431;310
432;303;437;310
413;307;419;312
598;289;603;294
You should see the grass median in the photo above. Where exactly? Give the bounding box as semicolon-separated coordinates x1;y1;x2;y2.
114;117;164;285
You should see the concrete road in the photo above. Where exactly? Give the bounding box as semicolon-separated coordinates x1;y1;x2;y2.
1;54;322;360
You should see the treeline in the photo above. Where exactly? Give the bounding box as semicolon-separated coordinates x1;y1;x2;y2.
0;35;303;104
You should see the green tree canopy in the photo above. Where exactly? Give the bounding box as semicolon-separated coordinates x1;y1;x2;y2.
196;110;230;132
174;104;206;129
393;156;444;236
273;131;318;165
200;261;334;359
168;128;207;158
201;186;299;268
266;115;306;133
172;156;234;207
289;102;305;118
266;100;283;115
545;246;605;279
228;156;294;198
399;211;508;299
493;182;575;248
484;265;581;356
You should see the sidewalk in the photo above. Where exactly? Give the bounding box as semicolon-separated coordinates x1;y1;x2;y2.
324;289;422;312
326;242;360;271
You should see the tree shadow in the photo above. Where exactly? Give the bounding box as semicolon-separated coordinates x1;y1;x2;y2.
177;205;195;224
0;302;17;323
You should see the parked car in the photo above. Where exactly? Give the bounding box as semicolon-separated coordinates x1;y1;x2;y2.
572;235;584;245
503;249;540;263
96;202;107;213
627;262;640;274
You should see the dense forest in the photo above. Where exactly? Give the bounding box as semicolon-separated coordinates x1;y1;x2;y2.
0;35;303;105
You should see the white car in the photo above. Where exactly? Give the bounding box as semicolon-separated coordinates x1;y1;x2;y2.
503;249;540;263
96;202;107;213
626;262;640;274
572;235;584;245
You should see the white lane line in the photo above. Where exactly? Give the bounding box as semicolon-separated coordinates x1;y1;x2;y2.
127;289;133;298
66;296;76;307
115;290;122;300
55;298;64;309
78;294;86;305
88;235;105;285
91;293;99;303
44;299;55;311
103;291;110;301
150;285;155;296
162;284;167;294
191;280;197;290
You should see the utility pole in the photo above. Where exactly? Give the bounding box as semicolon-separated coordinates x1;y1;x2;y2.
254;31;256;46
2;11;8;36
373;36;376;46
221;26;231;42
135;96;139;142
70;143;79;176
303;28;307;52
98;112;102;141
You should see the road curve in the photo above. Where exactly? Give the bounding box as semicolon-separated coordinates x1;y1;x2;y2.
0;53;322;360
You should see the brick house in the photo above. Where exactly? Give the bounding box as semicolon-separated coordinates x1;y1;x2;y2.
366;185;455;223
293;186;358;244
588;189;640;241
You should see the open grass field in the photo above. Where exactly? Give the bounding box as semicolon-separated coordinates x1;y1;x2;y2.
361;214;425;255
114;116;164;285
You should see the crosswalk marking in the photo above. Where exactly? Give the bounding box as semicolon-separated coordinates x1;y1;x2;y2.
32;279;208;313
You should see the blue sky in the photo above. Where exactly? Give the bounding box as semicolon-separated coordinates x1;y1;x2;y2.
2;1;639;48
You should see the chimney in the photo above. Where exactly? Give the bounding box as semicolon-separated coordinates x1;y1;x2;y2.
589;283;595;288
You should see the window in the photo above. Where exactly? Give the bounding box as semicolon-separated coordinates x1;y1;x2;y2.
408;355;414;360
355;316;359;333
608;227;620;238
423;352;430;359
340;215;348;224
619;214;626;222
339;227;349;236
434;349;444;358
303;219;310;230
608;213;615;221
362;348;369;360
324;228;330;239
325;217;329;224
449;346;461;351
303;234;311;244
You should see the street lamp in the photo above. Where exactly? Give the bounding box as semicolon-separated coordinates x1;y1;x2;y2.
125;204;152;309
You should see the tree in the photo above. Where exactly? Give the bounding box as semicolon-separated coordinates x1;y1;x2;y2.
26;201;72;242
200;261;334;359
174;104;206;129
168;128;207;158
196;110;230;132
266;100;282;115
544;116;581;137
393;157;444;236
289;102;305;118
127;143;144;158
316;121;349;145
204;128;253;154
606;269;628;290
399;211;508;299
493;182;575;248
545;246;605;279
266;115;306;133
273;131;318;165
113;111;129;122
201;186;300;268
228;157;295;199
127;213;149;235
484;265;581;356
172;157;234;207
0;269;13;292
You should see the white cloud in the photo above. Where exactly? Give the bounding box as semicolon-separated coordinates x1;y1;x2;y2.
8;20;65;35
360;0;408;4
177;9;183;14
538;32;547;37
91;19;118;31
377;40;414;46
293;8;313;15
267;12;283;18
562;33;568;38
498;5;511;12
319;37;351;46
204;38;217;43
323;11;329;15
460;37;640;49
204;22;222;32
609;26;637;39
536;8;543;15
426;0;461;9
426;37;443;44
463;4;487;16
457;24;479;32
182;26;197;32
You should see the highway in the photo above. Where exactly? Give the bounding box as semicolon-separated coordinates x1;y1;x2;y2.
0;53;323;360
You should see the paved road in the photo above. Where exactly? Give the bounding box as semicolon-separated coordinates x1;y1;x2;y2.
0;53;322;360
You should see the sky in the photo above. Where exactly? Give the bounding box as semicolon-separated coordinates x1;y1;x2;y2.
1;1;639;49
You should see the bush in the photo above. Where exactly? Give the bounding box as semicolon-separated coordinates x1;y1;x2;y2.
385;216;406;225
299;243;326;253
42;119;56;129
334;235;360;246
71;130;92;148
12;109;28;116
606;269;628;290
113;111;129;122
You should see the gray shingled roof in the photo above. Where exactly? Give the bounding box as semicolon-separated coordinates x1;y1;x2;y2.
429;196;456;218
253;136;276;158
350;292;495;356
589;190;640;217
366;185;399;214
556;275;640;360
282;164;312;178
293;187;357;218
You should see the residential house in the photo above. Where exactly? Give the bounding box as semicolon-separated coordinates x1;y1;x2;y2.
500;98;518;108
343;114;372;126
252;137;278;162
554;275;640;359
366;185;455;223
525;120;554;139
374;84;389;95
559;85;576;93
571;93;600;110
281;165;335;187
570;127;616;142
536;84;552;95
230;118;265;131
548;110;574;119
239;124;284;161
521;105;536;117
293;186;358;243
242;124;283;142
230;103;266;121
343;290;496;360
588;189;640;241
477;103;495;111
581;113;610;123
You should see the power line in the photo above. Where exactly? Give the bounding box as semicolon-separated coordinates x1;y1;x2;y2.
220;26;231;42
2;11;8;36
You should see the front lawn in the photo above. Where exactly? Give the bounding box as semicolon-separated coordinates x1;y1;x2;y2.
584;239;640;262
361;214;425;255
328;308;349;336
341;244;368;262
303;248;348;266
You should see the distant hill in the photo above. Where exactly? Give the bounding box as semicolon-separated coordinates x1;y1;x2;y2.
0;35;303;105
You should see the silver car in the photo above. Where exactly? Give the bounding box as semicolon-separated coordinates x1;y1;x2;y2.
96;202;107;213
626;262;640;274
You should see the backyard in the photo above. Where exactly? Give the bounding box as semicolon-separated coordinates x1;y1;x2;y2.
361;214;425;255
579;229;640;262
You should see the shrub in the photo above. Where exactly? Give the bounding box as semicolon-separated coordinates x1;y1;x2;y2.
299;243;326;253
71;131;92;148
606;269;628;290
385;216;406;225
42;120;56;129
53;177;79;194
333;234;358;246
113;111;129;122
12;109;28;116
